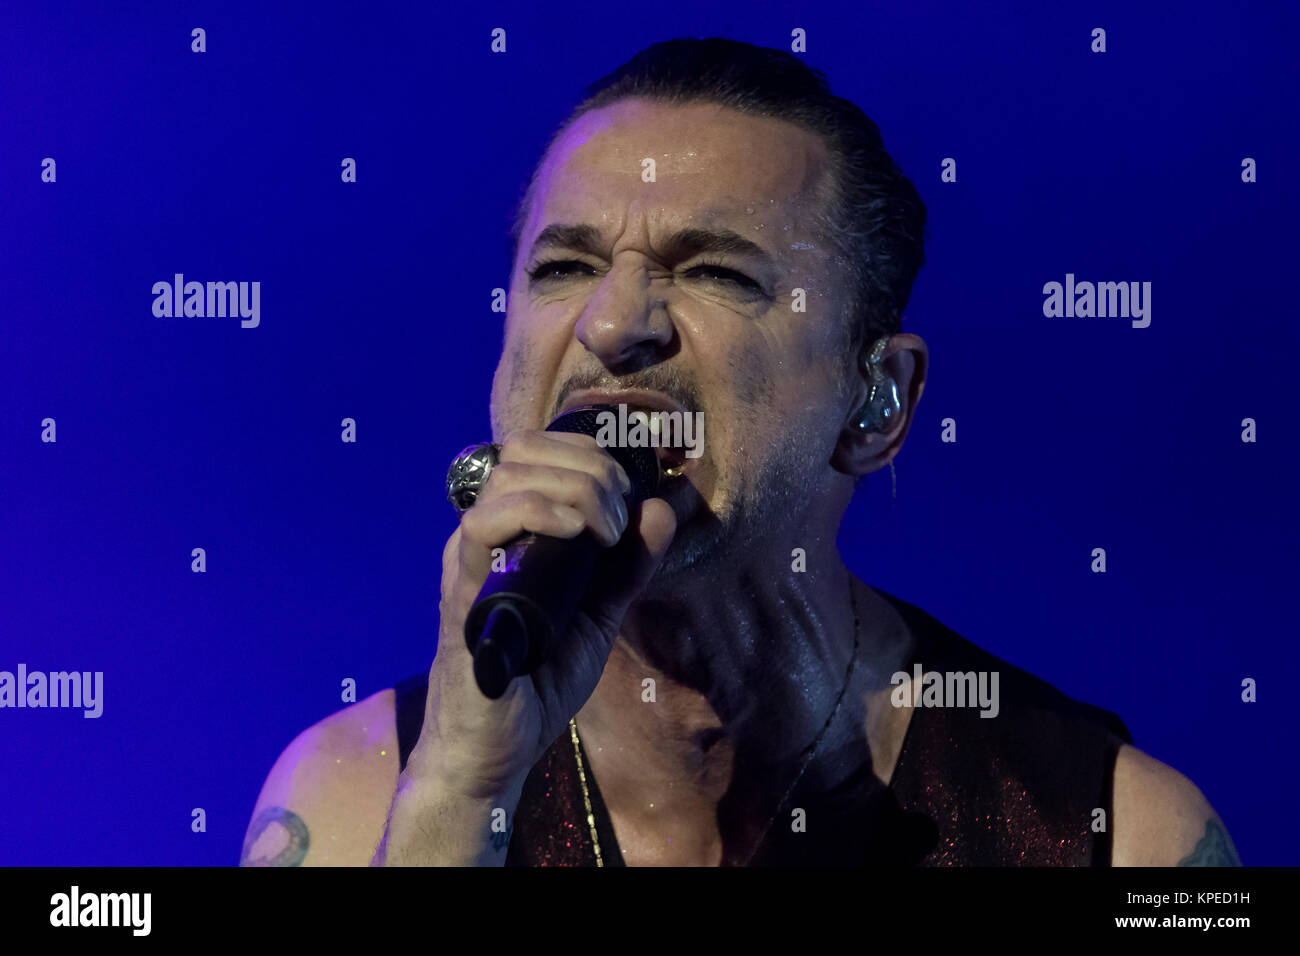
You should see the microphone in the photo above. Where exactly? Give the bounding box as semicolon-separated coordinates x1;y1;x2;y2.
463;404;661;699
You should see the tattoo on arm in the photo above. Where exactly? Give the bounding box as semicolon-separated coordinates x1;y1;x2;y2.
1177;817;1241;867
240;806;311;866
490;819;513;854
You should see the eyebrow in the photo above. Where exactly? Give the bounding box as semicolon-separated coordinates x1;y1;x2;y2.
527;223;777;270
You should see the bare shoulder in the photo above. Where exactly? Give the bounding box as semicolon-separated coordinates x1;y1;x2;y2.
1111;743;1241;866
240;688;401;866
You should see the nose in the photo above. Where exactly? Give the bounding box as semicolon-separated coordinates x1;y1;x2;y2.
574;265;675;372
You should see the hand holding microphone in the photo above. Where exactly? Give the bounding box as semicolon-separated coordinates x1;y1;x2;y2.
374;405;676;864
463;404;665;699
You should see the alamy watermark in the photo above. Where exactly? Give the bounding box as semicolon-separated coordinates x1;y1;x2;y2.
0;664;103;718
890;663;1000;718
593;403;705;461
1042;273;1151;328
152;274;260;328
50;886;150;936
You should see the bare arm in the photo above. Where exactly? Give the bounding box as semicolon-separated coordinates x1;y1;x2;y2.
240;689;400;866
1111;744;1241;867
240;685;529;866
369;757;528;867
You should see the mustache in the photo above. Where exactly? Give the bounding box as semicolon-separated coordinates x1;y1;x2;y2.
552;368;703;419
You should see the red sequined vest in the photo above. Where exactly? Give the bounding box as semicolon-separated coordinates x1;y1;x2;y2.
395;588;1132;866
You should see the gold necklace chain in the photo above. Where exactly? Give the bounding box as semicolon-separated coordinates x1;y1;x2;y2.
568;717;604;866
569;573;861;867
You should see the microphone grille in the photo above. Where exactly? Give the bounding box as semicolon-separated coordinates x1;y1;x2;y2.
545;404;660;502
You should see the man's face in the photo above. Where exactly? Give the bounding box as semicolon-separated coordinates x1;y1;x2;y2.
491;98;855;576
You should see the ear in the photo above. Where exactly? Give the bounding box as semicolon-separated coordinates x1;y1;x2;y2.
831;332;929;477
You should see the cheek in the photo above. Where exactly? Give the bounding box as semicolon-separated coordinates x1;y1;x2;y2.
694;341;779;483
724;337;778;413
491;315;575;435
714;335;841;468
487;356;515;440
489;335;537;437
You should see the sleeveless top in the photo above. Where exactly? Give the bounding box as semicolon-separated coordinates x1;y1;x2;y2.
394;588;1133;866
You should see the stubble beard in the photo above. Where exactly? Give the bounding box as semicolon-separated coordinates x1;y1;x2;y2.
648;437;819;588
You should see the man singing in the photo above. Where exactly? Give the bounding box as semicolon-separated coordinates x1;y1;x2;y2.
241;37;1239;867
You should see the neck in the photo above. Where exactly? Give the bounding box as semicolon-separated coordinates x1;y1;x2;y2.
573;530;915;864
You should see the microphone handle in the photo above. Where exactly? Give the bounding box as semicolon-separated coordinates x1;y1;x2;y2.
461;402;660;699
463;529;601;699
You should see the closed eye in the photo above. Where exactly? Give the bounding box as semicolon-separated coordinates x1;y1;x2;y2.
687;264;764;292
526;259;765;295
525;259;596;282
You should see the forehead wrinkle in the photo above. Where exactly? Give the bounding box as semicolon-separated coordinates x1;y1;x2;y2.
516;176;842;325
528;217;779;274
521;99;833;232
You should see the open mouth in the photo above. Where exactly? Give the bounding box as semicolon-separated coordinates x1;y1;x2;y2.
655;442;691;480
558;389;703;483
639;406;698;482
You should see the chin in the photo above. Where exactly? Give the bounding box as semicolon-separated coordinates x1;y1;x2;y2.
650;508;733;583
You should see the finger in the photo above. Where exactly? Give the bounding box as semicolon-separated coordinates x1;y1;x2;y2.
455;490;589;591
497;430;632;495
440;526;464;609
476;461;627;548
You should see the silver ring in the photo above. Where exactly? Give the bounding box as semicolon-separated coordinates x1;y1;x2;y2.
445;442;501;514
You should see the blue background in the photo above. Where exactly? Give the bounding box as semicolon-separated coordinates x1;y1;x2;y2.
1;0;1295;865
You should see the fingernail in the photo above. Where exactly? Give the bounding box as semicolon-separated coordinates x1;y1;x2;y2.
606;502;626;544
618;466;632;495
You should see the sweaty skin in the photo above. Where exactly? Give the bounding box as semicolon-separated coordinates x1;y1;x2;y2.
489;100;919;864
242;99;1240;868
